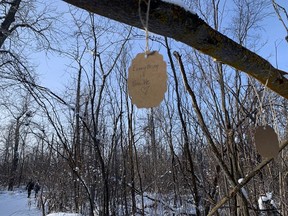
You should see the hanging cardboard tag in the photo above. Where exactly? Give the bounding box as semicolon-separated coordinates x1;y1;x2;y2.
128;51;167;108
254;125;279;158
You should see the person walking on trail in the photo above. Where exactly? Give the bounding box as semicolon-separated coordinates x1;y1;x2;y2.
34;180;41;198
26;179;34;198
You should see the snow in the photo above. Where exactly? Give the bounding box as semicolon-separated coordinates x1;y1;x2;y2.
0;189;195;215
135;192;197;215
47;214;81;216
0;190;81;216
258;197;265;210
161;0;196;14
0;190;41;216
258;192;276;210
238;178;248;199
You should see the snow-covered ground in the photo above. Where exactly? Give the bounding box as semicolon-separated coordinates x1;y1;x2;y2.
0;189;196;215
0;190;41;216
0;190;81;216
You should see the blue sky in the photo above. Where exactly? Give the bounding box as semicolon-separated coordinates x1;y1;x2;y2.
259;0;288;70
35;0;288;92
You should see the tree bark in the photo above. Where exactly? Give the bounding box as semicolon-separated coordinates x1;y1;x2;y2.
8;118;21;191
62;0;288;99
0;0;22;48
166;38;200;216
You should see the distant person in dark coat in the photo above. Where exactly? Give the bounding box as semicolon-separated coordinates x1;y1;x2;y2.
34;180;41;198
26;179;34;198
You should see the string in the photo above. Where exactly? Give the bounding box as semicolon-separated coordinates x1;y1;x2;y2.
253;78;269;127
268;93;280;141
259;79;269;127
138;0;151;55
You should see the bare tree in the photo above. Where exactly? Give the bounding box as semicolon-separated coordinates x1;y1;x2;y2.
62;0;288;99
271;0;288;42
1;0;57;82
0;94;33;190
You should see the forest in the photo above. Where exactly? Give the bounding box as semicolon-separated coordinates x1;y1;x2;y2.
0;0;287;215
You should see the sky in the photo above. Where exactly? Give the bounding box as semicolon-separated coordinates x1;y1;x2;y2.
35;0;288;92
258;1;288;69
2;1;285;214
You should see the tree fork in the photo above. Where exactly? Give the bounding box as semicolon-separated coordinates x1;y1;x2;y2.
62;0;288;99
0;0;22;48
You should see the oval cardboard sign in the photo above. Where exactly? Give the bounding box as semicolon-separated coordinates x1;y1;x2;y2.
254;125;279;158
128;51;167;108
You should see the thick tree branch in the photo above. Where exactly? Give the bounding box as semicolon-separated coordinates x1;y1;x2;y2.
0;0;21;48
62;0;288;99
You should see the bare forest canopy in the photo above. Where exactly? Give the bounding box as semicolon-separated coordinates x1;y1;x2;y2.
62;0;288;99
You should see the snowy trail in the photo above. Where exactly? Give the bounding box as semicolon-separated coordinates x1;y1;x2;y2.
0;190;41;216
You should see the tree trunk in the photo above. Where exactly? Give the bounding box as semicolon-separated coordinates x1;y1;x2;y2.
0;0;22;48
8;118;21;191
128;109;136;215
62;0;288;99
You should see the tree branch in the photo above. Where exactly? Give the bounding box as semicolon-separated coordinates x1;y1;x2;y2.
0;0;21;48
207;139;288;216
62;0;288;99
